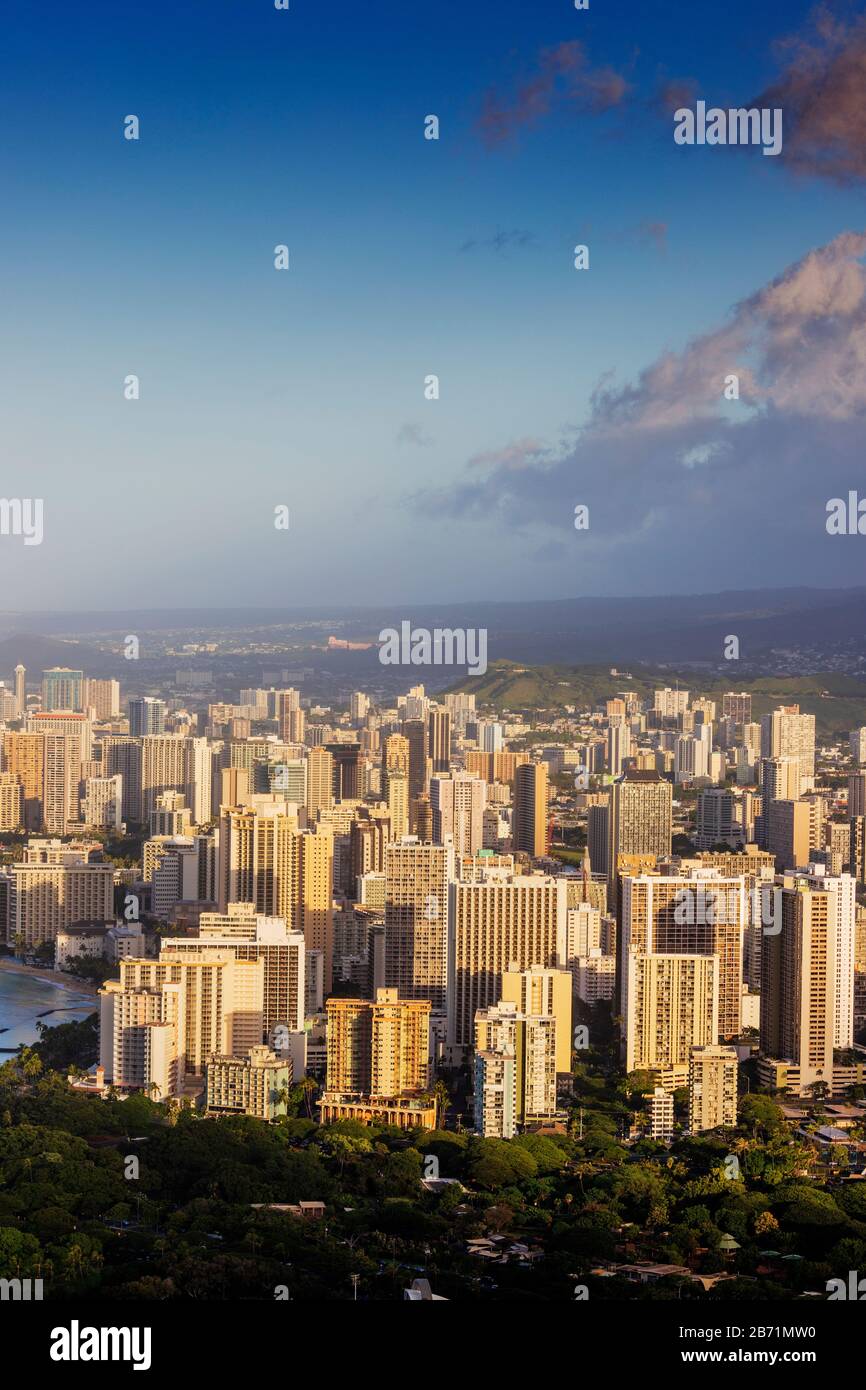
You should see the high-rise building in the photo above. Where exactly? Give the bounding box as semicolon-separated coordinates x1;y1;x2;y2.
163;905;306;1035
760;870;844;1095
270;758;306;806
607;722;632;778
513;762;549;858
624;952;719;1084
325;743;362;800
143;835;205;917
149;790;193;837
2;732;44;829
350;691;370;725
849;772;866;821
306;746;334;819
474;999;559;1133
128;697;166;738
851;816;866;886
761;706;816;793
384;840;454;1018
350;813;388;886
500;965;572;1073
217;801;334;989
449;871;567;1048
38;730;83;833
102;736;143;822
14;664;25;718
474;1047;517;1138
587;801;610;878
402;719;429;819
722;692;752;724
9;858;114;948
695;788;739;849
608;771;672;886
98;978;183;1099
573;948;616;1004
465;750;528;785
218;766;251;816
648;1087;675;1141
183;736;212;826
82;774;123;831
427;708;451;774
760;756;802;811
823;819;850;876
766;799;822;870
850;728;866;765
384;768;409;841
653;688;689;718
619;871;744;1038
0;773;24;831
139;735;187;822
42;667;83;712
101;953;264;1081
430;774;485;854
688;1045;739;1133
855;907;866;1040
279;702;305;745
321;988;431;1125
27;709;91;761
383;732;410;776
82;679;120;720
206;1045;291;1121
674;731;711;784
412;792;433;843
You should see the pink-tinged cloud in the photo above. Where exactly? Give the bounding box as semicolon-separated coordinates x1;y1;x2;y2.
755;8;866;183
467;438;550;472
634;220;668;254
477;40;629;147
412;230;866;557
652;77;699;115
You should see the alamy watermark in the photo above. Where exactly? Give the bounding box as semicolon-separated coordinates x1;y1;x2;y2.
378;621;487;676
673;885;781;935
0;1277;42;1300
827;1270;866;1300
674;101;782;157
0;498;43;546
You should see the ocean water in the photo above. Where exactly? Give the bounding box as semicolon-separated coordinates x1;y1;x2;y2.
0;968;96;1052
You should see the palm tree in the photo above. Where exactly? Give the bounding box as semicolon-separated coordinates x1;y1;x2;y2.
433;1079;449;1129
301;1075;317;1120
274;1085;290;1113
573;1160;594;1196
19;1048;42;1080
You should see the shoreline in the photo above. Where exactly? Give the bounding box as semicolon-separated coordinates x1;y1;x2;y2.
0;957;99;998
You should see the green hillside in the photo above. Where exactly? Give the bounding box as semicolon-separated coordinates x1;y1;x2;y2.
450;662;866;734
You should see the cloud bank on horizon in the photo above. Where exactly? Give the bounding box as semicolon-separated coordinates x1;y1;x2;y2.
415;230;866;574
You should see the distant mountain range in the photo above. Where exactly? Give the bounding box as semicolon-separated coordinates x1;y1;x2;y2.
1;586;864;691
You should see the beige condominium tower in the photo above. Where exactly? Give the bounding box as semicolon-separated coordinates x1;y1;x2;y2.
448;870;568;1049
624;951;719;1088
218;800;334;989
384;839;454;1022
619;871;745;1039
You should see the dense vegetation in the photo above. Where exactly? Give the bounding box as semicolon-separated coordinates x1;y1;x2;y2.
0;1014;863;1300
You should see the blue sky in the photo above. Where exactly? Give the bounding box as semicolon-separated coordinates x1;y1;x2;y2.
2;0;866;608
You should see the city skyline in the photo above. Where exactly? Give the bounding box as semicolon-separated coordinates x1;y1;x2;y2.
5;0;866;1332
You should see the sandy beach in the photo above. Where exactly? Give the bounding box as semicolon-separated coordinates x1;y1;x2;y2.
0;957;99;996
